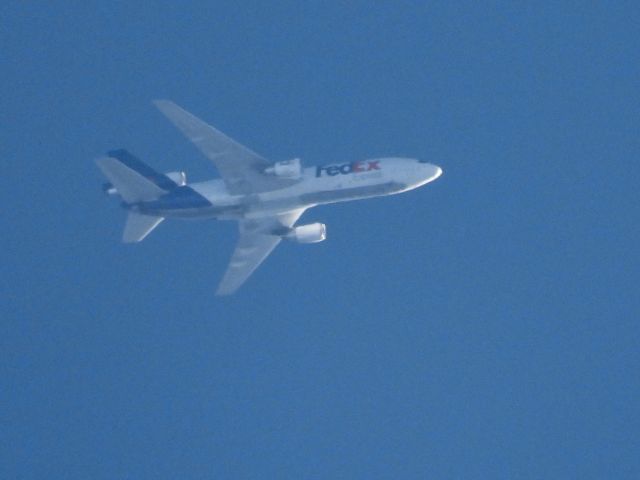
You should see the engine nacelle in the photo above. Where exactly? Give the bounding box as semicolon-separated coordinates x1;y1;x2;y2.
166;171;187;186
103;171;187;195
264;158;302;179
286;223;327;243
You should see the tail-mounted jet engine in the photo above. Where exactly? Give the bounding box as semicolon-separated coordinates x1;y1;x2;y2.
284;223;327;243
103;171;186;195
264;158;302;179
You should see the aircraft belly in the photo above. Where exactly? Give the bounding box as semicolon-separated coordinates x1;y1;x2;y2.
136;204;242;219
135;180;405;219
300;182;404;205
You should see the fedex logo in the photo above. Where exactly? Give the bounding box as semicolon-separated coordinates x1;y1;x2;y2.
316;161;380;177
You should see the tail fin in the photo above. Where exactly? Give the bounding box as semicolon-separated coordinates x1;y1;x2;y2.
95;149;177;203
123;212;164;243
96;150;173;242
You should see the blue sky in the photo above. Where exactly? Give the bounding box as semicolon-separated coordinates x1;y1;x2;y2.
2;2;639;478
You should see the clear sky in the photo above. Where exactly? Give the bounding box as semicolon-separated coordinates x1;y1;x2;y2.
2;2;639;478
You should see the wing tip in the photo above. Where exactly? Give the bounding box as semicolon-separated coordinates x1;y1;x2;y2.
215;286;236;296
152;99;172;109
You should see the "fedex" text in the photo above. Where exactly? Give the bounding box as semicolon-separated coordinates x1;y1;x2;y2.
316;161;380;177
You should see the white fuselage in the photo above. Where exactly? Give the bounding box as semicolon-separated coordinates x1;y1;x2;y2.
135;157;442;220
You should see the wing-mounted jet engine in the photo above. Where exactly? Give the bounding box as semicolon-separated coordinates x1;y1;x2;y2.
264;158;302;179
103;171;187;196
284;223;327;243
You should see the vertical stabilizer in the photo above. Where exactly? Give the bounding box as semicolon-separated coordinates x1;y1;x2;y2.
123;212;164;243
96;157;166;203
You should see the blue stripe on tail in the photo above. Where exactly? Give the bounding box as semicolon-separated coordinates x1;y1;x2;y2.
107;149;178;191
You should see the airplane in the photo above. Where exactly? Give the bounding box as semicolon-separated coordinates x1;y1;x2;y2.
96;100;443;295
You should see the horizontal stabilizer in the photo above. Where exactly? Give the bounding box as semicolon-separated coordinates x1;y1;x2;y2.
123;212;164;243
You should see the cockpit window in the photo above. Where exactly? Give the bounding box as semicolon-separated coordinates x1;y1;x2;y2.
418;159;430;163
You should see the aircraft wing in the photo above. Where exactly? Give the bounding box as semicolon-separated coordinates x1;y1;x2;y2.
216;209;306;295
153;100;297;195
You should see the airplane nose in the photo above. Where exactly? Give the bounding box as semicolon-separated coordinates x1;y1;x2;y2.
415;159;443;184
427;164;443;181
